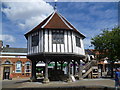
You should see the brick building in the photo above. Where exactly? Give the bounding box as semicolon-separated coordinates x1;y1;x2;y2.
0;41;31;80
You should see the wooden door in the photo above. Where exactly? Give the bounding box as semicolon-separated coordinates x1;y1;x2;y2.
3;67;10;79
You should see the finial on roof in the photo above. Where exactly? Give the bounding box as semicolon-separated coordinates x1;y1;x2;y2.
54;0;58;11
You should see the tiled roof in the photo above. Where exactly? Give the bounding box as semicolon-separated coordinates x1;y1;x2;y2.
2;47;27;53
42;12;73;29
25;11;85;38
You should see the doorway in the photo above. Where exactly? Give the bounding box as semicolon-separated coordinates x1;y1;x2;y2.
3;67;10;79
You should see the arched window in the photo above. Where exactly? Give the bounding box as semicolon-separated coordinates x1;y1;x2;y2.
16;61;22;73
5;61;11;64
25;61;31;73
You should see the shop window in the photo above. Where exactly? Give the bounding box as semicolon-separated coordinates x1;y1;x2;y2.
52;30;64;44
16;61;22;73
25;61;31;73
76;36;81;47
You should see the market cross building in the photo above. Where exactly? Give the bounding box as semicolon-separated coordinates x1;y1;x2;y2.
25;10;86;83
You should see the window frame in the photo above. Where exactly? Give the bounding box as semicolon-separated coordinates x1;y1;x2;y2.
25;61;31;73
75;36;81;47
15;61;22;73
52;30;64;44
31;34;39;47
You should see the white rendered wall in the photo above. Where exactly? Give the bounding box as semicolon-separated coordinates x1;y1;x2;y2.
27;30;85;56
72;32;85;55
44;30;48;52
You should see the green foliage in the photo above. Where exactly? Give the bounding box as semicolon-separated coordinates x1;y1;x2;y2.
91;26;120;62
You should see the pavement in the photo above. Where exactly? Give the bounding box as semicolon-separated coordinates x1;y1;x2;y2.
1;78;117;89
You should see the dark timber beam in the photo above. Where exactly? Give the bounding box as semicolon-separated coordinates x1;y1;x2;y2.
55;61;57;70
73;60;76;76
67;61;72;82
60;61;64;71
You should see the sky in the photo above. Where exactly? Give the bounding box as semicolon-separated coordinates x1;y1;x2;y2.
0;0;118;49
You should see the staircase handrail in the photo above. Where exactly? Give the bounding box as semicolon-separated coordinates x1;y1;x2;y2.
82;67;92;78
83;60;97;72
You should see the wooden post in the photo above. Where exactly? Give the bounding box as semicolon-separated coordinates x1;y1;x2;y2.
43;60;49;83
55;61;57;70
77;60;83;80
73;60;76;76
67;61;72;82
31;60;36;82
101;64;102;77
61;61;64;71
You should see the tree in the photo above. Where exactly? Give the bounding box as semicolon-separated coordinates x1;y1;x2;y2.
91;26;120;78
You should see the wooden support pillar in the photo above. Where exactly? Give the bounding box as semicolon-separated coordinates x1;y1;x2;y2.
43;60;49;83
55;61;57;70
31;60;36;82
73;60;76;76
67;61;72;82
60;61;64;71
77;60;83;80
101;64;103;77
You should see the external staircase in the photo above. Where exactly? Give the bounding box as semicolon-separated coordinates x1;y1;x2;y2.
82;60;98;78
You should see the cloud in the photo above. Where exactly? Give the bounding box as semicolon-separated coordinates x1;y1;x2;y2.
1;2;118;49
0;34;15;42
66;3;117;49
2;1;54;30
84;38;91;46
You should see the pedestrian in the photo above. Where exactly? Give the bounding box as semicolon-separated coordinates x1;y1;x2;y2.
115;68;120;88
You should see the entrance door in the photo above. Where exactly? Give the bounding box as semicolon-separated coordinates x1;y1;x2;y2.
3;67;10;79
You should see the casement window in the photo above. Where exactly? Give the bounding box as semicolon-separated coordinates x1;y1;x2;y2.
52;30;64;44
25;61;31;73
32;34;39;46
16;61;22;73
76;36;81;47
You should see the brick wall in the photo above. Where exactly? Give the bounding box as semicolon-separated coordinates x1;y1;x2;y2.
1;57;31;78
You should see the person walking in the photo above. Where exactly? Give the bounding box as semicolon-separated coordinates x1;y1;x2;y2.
115;68;120;89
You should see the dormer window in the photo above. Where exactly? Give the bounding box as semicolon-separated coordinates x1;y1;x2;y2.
76;36;81;47
32;34;39;46
52;30;64;44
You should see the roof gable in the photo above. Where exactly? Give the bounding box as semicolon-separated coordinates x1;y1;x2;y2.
41;11;73;30
25;11;85;38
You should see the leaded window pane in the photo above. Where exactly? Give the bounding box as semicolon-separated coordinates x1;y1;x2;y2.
25;61;31;73
52;30;64;44
32;34;39;46
16;61;22;73
76;36;81;47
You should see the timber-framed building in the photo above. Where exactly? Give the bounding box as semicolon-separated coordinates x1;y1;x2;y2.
25;10;86;83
